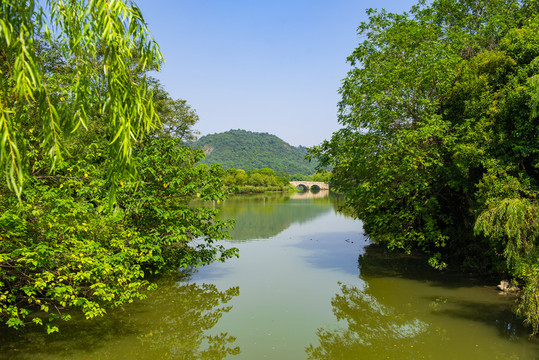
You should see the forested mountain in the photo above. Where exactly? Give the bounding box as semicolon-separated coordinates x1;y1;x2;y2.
192;129;317;175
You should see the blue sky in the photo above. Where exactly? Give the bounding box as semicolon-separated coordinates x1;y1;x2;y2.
136;0;420;147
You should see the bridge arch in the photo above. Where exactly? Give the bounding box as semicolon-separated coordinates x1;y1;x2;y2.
289;181;329;191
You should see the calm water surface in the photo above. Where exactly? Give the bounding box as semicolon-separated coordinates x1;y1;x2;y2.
1;192;538;359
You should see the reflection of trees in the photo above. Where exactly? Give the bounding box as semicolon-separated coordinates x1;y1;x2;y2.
217;194;333;241
358;246;533;342
138;281;240;360
357;244;437;281
307;245;536;359
193;192;352;241
329;194;357;218
306;283;428;359
0;280;240;360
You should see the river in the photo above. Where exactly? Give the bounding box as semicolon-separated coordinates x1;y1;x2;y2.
1;191;538;359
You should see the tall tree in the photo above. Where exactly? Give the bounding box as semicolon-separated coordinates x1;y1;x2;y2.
0;1;237;333
149;78;200;142
311;0;539;332
1;0;162;199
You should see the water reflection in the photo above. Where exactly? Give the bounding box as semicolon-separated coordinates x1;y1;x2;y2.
5;195;539;360
357;245;528;339
216;193;335;241
306;245;539;359
306;282;428;359
0;280;240;360
290;190;330;200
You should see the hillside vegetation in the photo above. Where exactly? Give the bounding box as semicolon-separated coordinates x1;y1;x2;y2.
192;130;317;175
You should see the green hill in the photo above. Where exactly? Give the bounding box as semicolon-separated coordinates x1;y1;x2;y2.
192;129;317;175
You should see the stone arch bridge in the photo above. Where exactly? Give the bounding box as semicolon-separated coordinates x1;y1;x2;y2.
290;181;329;191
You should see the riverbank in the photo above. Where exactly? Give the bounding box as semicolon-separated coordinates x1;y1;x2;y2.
2;192;538;359
226;185;296;194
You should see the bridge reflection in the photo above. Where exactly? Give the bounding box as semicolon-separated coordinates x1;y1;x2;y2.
290;190;330;199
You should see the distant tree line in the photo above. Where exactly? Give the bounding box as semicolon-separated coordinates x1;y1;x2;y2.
220;167;290;193
206;166;332;194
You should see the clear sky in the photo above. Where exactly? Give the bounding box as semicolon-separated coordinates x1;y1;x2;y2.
136;0;420;147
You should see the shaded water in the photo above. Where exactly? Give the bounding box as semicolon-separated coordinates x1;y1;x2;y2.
1;191;538;359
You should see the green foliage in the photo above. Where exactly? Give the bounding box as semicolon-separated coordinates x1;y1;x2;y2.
0;0;162;199
149;78;200;142
222;167;290;193
474;178;539;332
290;173;309;181
0;132;237;331
0;3;237;332
311;0;539;332
309;170;332;184
192;129;318;175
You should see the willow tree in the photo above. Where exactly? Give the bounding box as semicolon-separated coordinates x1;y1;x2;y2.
311;0;539;333
1;0;162;199
0;1;237;333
